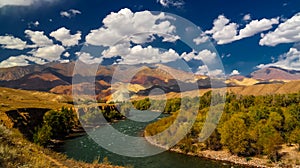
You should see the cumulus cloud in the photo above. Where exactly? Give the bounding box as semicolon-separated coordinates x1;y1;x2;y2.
181;49;217;64
60;9;81;18
50;27;81;47
181;50;223;76
0;55;46;68
157;0;184;7
102;44;180;65
195;65;223;77
63;52;70;57
85;8;179;47
76;52;103;64
260;13;300;46
193;49;217;63
230;69;240;76
243;14;251;21
0;35;28;50
25;30;53;47
30;44;65;61
237;18;279;40
205;15;238;45
203;15;279;45
257;47;300;70
193;33;209;45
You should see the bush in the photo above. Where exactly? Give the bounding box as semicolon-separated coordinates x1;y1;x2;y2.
33;125;52;146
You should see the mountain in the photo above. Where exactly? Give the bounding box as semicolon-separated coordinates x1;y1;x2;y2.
226;75;259;86
0;62;214;101
250;66;300;81
1;62;300;101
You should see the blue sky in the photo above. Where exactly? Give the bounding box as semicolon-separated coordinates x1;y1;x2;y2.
0;0;300;76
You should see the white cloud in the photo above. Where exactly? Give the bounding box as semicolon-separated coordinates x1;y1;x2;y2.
237;18;279;40
0;35;27;50
230;70;240;76
63;52;70;57
30;44;65;61
204;14;279;45
195;65;208;75
25;30;53;47
85;8;179;47
194;49;217;64
181;49;217;64
243;14;251;21
60;9;81;18
193;33;209;45
0;55;46;68
256;47;300;70
180;51;197;62
205;15;238;45
209;69;223;77
50;27;81;47
157;0;184;7
28;21;40;28
260;13;300;46
0;0;56;8
59;59;70;63
181;50;222;76
195;65;223;77
34;21;39;27
102;44;180;65
76;52;103;64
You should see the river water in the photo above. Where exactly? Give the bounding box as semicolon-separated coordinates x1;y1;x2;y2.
55;111;241;168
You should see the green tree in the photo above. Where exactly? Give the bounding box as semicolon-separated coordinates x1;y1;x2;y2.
254;122;283;161
33;124;52;146
290;127;300;151
219;114;249;155
205;130;222;150
267;112;283;130
43;110;68;138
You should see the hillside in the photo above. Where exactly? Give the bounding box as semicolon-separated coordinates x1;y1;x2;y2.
250;66;300;81
0;124;122;168
0;87;122;168
1;62;300;103
0;87;73;127
134;80;300;100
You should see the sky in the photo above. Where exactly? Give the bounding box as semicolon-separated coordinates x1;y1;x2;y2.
0;0;300;76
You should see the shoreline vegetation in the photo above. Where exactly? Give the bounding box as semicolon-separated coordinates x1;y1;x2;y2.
143;91;300;168
144;134;278;168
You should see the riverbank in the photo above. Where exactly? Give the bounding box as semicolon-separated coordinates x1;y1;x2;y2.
143;131;293;168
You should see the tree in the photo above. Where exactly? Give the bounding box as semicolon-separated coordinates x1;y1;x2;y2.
33;124;52;146
43;110;69;138
219;114;249;155
254;122;283;161
290;127;300;151
205;130;222;150
267;112;283;130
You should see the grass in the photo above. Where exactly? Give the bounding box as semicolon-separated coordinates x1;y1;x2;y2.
0;123;123;168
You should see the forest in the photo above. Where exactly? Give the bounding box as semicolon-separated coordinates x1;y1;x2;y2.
144;91;300;162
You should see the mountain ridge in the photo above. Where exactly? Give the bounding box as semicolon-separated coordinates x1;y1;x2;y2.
1;62;300;101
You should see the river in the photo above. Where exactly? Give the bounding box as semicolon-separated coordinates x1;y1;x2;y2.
55;110;241;168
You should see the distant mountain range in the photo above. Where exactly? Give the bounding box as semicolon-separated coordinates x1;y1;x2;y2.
0;62;299;101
